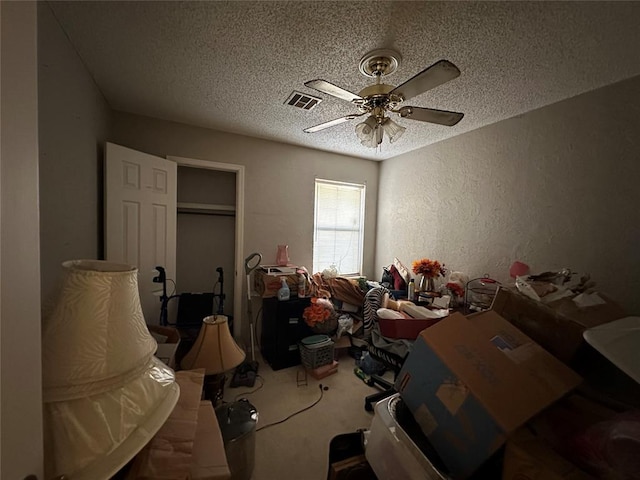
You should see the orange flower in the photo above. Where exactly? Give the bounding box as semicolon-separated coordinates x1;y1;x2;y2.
412;258;446;279
303;297;333;327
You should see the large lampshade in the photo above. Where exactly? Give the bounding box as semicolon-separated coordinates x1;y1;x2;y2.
42;260;180;480
182;315;246;374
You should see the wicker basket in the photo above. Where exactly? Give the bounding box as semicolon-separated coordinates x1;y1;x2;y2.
300;336;335;370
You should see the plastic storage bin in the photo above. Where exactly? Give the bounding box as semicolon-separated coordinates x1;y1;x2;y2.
365;393;449;480
299;334;334;369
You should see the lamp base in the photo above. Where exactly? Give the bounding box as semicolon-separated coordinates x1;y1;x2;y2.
230;361;259;388
203;373;226;406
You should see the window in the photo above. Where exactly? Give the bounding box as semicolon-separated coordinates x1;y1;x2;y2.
313;179;365;275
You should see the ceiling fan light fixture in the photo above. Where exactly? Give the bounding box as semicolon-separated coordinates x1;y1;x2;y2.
303;52;464;148
355;117;383;149
355;115;378;144
382;117;406;143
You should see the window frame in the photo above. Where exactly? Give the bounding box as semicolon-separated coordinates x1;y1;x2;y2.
312;178;366;276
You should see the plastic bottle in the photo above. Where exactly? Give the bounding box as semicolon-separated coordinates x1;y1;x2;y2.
277;277;290;301
408;278;415;301
297;273;306;298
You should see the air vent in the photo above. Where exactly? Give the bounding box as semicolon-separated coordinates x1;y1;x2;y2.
285;91;322;111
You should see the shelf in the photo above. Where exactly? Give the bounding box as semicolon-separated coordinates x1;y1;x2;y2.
177;202;235;216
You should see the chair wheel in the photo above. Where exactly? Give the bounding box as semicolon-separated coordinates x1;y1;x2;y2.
364;401;373;412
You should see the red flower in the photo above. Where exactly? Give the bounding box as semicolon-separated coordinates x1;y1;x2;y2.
446;282;465;298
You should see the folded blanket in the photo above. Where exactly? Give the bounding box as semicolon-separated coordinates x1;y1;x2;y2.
309;273;366;307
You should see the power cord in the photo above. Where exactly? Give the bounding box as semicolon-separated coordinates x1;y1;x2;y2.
256;383;328;432
232;374;265;401
167;278;177;297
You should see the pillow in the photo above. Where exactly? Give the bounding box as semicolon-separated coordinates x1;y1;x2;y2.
388;264;407;291
393;257;411;285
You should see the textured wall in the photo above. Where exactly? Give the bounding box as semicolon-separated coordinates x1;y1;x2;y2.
38;3;112;303
111;114;379;342
377;75;640;314
110;112;380;279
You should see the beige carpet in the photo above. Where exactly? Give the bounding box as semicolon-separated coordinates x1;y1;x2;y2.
222;350;388;480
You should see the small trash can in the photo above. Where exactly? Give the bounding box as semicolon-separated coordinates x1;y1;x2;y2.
215;399;258;480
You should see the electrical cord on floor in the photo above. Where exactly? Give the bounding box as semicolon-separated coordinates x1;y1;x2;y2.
256;383;327;432
233;374;265;401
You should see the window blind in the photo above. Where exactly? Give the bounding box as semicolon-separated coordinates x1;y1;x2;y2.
313;179;365;275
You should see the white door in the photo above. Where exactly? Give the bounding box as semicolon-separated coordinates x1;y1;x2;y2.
105;142;177;324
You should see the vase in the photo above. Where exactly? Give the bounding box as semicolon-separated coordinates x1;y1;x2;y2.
276;245;289;266
419;275;435;293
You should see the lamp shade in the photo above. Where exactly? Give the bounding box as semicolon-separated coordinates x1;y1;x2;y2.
382;117;406;143
181;315;246;374
42;260;180;480
355;115;385;148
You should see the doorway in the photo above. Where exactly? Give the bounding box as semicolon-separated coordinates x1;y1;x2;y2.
169;156;245;338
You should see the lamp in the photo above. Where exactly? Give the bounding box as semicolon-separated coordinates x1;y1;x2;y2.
382;117;406;143
181;315;246;403
42;260;180;480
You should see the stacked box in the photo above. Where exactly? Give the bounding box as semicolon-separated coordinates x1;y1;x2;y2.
395;311;581;478
253;267;299;298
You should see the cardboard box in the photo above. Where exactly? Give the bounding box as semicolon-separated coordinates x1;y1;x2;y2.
253;268;299;298
190;401;231;480
492;287;625;364
329;454;375;480
503;394;619;480
395;311;582;478
127;369;206;480
306;360;338;380
148;324;181;368
503;427;595;480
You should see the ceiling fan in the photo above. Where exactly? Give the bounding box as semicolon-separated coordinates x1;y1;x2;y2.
303;49;464;148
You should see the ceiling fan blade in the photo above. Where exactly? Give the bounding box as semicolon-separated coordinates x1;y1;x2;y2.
304;113;364;133
304;79;363;104
398;106;464;126
390;60;461;101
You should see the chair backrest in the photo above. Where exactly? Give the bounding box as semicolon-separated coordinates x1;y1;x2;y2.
175;293;214;329
367;343;405;377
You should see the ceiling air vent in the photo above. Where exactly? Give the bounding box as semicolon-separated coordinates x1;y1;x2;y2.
285;91;322;111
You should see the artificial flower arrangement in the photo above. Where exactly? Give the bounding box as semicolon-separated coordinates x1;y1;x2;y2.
412;258;446;279
303;297;338;334
446;271;469;307
446;281;465;299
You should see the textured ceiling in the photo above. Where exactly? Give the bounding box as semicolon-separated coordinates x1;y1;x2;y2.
49;1;640;161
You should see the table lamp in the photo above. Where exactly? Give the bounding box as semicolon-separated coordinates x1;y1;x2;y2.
181;315;246;403
42;260;180;480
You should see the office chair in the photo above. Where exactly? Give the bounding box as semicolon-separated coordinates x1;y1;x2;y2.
364;343;406;412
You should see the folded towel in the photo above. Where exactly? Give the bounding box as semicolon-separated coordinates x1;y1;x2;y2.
400;303;448;319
